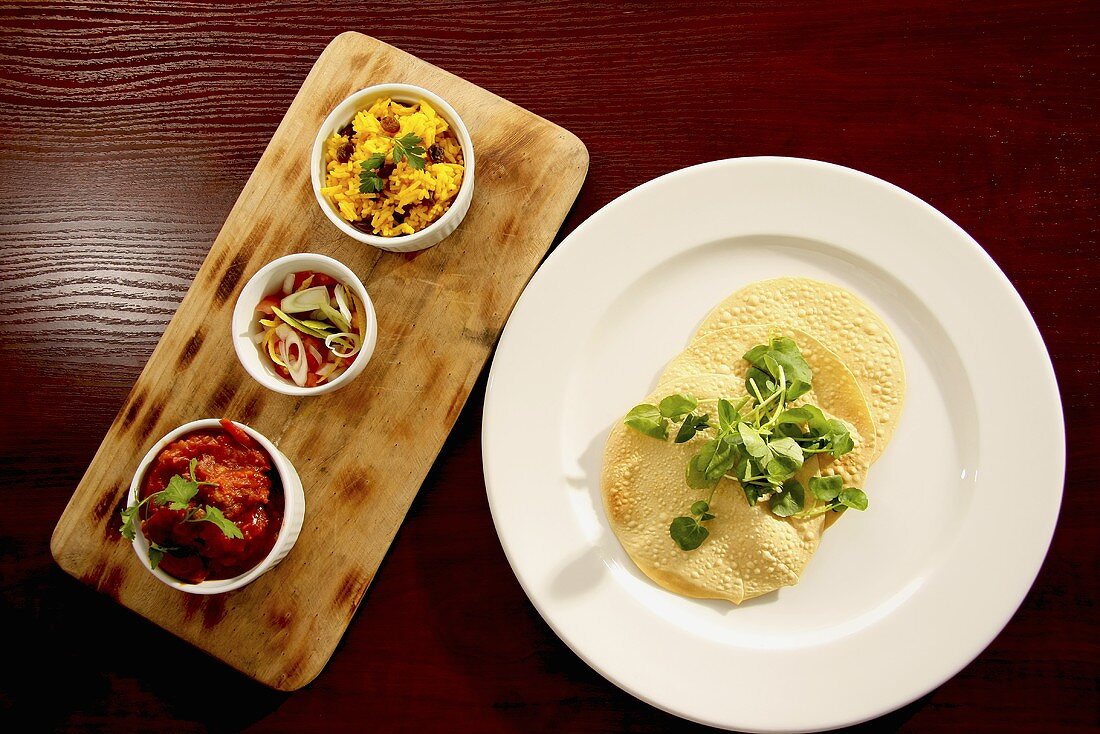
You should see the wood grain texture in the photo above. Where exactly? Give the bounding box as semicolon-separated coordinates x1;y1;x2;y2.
47;31;588;691
1;1;1096;731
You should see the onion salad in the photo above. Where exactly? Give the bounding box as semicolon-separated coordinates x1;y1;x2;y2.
253;270;367;388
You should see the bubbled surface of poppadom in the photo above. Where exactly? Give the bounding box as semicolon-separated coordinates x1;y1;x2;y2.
694;278;905;455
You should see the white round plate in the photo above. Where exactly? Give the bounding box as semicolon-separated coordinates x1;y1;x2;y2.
482;157;1063;732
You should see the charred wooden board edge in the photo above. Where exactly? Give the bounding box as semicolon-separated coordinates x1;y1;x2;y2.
50;31;589;691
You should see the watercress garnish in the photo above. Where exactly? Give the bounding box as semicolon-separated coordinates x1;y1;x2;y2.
769;479;805;517
743;336;812;402
624;403;669;440
791;476;869;518
623;336;868;551
669;500;716;551
675;413;711;443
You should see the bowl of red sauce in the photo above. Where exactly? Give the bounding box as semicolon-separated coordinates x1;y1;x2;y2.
123;418;305;593
232;252;378;396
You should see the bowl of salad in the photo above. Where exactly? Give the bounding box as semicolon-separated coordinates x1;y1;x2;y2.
232;253;378;395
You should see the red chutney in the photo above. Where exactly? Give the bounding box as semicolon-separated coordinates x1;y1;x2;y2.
140;420;284;583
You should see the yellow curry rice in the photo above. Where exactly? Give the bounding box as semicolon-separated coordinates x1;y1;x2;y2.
320;98;465;237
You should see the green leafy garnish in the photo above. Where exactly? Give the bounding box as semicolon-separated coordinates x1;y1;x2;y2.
738;422;773;466
624;403;669;440
674;413;711;443
767;437;805;476
809;475;843;502
391;133;426;170
118;458;243;571
120;458;209;540
776;404;855;458
148;542;175;570
839;487;868;511
670;500;716;551
669;517;708;551
623;335;867;550
685;439;718;490
160;459;213;509
792;477;869;518
690;500;715;519
685;438;736;490
769;479;805;517
160;476;199;508
119;503;141;541
192;505;244;539
358;151;387;193
659;393;697;419
743;336;813;402
717;398;743;432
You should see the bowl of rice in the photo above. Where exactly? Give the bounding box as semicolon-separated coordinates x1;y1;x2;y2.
311;83;474;253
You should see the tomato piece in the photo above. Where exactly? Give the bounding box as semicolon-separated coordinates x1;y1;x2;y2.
312;272;337;287
219;419;256;450
197;520;245;559
141;505;184;545
305;372;320;387
302;335;326;371
158;553;208;584
256;294;281;315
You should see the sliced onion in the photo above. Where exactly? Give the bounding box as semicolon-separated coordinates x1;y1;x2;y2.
266;332;287;367
280;286;330;314
325;331;362;358
251;331;265;344
282;273;295;294
278;330;308;387
334;284;353;325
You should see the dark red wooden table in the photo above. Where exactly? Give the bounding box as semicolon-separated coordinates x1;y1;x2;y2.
1;2;1095;731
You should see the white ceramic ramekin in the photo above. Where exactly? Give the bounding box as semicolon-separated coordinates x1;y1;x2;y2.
128;419;305;595
311;82;475;253
232;253;378;396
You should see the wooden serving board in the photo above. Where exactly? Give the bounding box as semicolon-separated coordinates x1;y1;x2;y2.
50;32;588;691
